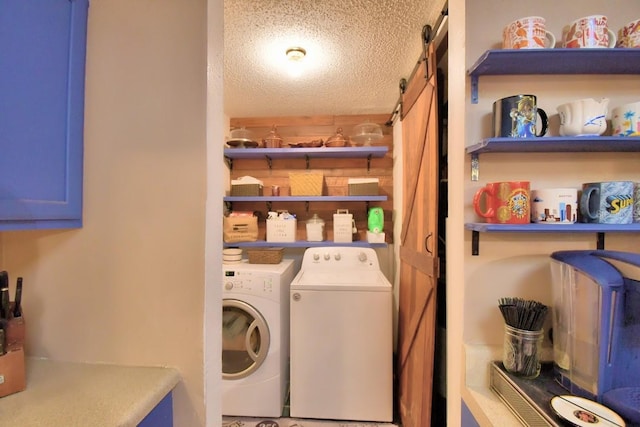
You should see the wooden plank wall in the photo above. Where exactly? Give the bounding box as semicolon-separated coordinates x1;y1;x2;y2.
227;114;394;243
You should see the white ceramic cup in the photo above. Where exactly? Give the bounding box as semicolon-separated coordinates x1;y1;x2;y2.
562;15;616;48
611;101;640;137
617;18;640;48
557;98;609;136
531;188;578;224
503;16;556;49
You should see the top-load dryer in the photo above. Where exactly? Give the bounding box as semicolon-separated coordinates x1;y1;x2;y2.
289;247;393;422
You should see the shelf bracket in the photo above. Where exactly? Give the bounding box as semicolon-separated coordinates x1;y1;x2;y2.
224;156;233;170
265;156;273;169
266;201;272;212
472;230;479;255
597;232;605;250
471;154;479;181
365;201;370;212
224;201;232;213
471;75;479;104
305;155;310;170
305;201;310;212
367;154;372;172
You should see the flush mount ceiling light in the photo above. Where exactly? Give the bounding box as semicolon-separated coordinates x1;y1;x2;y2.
286;47;306;61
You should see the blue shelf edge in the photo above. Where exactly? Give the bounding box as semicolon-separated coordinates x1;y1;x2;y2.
224;195;388;202
466;137;640;154
468;48;640;77
223;146;388;159
223;240;388;248
465;223;640;232
467;48;640;103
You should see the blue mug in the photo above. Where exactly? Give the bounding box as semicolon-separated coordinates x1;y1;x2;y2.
579;181;634;224
493;94;549;138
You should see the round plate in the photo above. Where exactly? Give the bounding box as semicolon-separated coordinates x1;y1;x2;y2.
550;395;626;427
226;138;259;148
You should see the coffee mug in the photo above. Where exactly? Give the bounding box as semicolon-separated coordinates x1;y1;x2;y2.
616;18;640;48
502;16;556;49
493;95;549;138
531;188;578;224
579;181;634;224
557;98;609;136
634;183;640;223
562;15;616;48
473;181;531;224
610;101;640;137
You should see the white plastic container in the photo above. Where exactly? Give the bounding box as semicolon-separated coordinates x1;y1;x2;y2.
333;209;354;243
306;214;325;242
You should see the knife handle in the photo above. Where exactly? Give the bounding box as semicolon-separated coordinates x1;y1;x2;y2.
13;277;23;318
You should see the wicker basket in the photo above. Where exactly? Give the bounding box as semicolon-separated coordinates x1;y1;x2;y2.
247;247;284;264
289;172;324;196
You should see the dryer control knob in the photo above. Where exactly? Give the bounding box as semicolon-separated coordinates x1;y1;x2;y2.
358;252;368;262
334;253;341;261
324;253;331;260
313;253;320;261
224;282;234;290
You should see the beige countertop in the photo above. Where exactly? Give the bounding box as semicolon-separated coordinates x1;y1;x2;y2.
0;357;180;427
463;344;553;426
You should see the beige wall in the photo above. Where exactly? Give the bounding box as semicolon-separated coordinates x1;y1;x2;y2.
1;0;219;425
447;0;640;425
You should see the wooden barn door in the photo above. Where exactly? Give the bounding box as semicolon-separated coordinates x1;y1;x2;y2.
397;41;440;427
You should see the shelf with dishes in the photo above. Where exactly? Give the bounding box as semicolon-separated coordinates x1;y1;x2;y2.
466;137;640;180
465;223;640;255
467;48;640;103
223;146;389;170
224;195;388;213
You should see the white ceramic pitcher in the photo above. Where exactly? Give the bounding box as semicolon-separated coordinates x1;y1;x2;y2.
557;98;609;136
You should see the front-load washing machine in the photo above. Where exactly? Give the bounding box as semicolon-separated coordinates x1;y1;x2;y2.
289;247;393;422
222;258;296;417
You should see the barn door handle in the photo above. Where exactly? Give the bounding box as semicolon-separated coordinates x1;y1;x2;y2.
425;233;433;255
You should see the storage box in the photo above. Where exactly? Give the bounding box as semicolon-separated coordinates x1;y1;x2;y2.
230;183;263;196
247;248;284;264
367;231;386;244
348;178;379;196
266;218;297;242
230;176;264;196
223;215;259;243
333;209;354;243
289;172;324;196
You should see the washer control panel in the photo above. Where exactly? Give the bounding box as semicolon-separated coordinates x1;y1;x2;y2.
300;247;379;270
223;270;275;294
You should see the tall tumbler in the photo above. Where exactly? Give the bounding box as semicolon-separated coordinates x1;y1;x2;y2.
503;324;543;379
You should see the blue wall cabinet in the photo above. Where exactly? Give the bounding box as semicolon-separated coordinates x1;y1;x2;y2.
0;0;89;230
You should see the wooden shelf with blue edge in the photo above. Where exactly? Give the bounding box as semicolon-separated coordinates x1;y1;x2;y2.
467;48;640;104
223;146;389;171
465;223;640;256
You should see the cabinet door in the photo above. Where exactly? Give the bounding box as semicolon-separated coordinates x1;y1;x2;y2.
0;0;88;230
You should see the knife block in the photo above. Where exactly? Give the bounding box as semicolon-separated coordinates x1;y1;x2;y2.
0;305;26;398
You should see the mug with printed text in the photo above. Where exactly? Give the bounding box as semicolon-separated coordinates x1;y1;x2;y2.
474;181;531;224
579;181;633;224
562;15;616;48
616;18;640;48
531;188;578;224
502;16;556;49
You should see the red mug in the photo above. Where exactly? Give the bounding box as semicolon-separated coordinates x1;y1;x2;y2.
473;181;531;224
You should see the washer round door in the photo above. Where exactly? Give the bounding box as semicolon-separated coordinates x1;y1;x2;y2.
222;299;271;380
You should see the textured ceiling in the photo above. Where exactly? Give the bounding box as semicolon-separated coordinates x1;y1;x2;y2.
223;0;448;118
